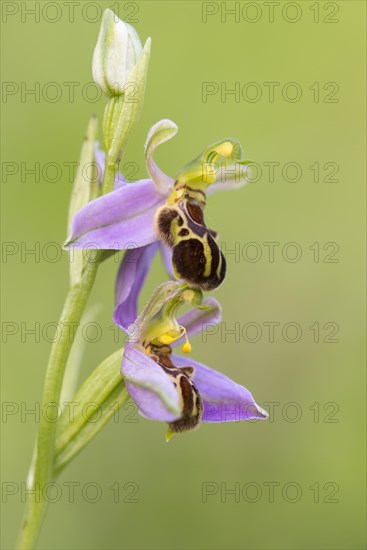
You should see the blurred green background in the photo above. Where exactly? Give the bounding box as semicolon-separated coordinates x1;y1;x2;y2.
1;1;366;549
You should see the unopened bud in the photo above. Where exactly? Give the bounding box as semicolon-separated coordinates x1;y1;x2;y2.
92;9;143;97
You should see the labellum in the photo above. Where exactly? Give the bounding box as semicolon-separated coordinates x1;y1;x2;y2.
155;181;226;291
149;346;203;437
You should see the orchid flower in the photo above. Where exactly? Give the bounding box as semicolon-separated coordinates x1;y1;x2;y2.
113;250;268;441
65;119;251;290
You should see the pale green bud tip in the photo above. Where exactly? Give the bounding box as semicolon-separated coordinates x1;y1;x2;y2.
92;9;143;97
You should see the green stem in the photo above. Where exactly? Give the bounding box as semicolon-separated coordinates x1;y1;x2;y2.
102;161;119;195
16;259;99;550
102;95;123;195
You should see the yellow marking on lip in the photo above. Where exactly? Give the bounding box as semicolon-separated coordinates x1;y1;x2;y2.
186;188;207;204
216;252;223;279
203;233;212;278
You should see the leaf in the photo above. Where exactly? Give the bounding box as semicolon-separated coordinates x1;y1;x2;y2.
54;348;128;474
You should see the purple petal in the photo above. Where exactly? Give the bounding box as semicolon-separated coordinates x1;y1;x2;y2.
65;179;167;249
172;355;268;422
159;243;176;279
172;297;222;348
114;243;159;331
94;143;126;189
121;343;181;422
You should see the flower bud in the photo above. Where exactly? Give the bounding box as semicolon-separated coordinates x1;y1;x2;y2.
92;9;142;97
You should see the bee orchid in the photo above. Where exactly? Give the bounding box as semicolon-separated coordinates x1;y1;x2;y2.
114;251;268;441
65;119;251;291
